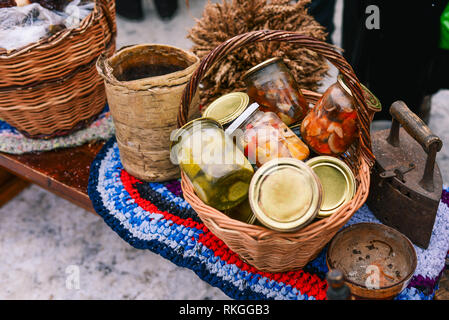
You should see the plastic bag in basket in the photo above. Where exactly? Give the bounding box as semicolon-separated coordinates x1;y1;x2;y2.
0;1;94;51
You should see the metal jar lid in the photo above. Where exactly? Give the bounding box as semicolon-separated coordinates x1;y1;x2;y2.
248;158;322;232
306;156;356;218
242;57;283;80
203;92;250;126
337;74;353;97
337;74;382;113
361;83;382;112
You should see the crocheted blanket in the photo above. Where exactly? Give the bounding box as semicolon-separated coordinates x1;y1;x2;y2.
88;138;449;300
0;105;114;154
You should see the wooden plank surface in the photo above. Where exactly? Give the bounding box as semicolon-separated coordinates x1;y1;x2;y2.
0;141;105;214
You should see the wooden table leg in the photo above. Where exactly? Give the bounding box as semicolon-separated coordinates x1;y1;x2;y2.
0;167;30;208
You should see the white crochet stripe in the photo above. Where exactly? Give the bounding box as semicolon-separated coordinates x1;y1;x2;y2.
0;114;114;154
95;141;449;300
96;143;314;300
413;199;449;279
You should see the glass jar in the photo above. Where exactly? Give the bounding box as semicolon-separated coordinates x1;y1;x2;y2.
226;103;310;168
301;75;358;156
224;198;256;225
243;57;309;126
170;118;254;211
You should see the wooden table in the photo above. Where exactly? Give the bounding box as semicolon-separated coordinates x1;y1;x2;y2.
0;141;104;214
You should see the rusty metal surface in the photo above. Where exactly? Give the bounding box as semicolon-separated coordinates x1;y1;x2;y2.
367;102;443;249
326;223;417;300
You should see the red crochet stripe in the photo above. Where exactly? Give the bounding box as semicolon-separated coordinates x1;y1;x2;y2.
120;169;328;300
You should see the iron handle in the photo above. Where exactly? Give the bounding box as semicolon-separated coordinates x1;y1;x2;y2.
388;101;442;153
386;101;443;192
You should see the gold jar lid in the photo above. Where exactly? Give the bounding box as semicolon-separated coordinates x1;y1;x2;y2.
203;92;250;126
249;158;322;232
338;74;382;112
337;74;354;97
361;83;382;112
306;156;356;218
242;57;283;80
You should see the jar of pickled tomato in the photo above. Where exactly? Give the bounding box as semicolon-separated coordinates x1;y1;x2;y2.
226;103;310;168
242;57;309;126
170;118;254;211
300;75;358;156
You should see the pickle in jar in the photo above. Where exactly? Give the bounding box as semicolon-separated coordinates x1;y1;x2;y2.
191;165;253;210
171;118;254;211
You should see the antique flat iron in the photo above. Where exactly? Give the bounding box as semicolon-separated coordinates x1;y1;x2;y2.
367;101;443;249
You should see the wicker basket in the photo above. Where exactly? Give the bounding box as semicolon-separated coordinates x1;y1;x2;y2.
97;44;201;182
178;30;378;273
0;0;116;138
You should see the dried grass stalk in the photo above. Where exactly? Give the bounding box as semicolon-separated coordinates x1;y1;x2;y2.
187;0;329;105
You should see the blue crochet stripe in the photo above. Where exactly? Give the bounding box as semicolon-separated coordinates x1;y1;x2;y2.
87;138;291;300
133;181;202;224
0;119;18;133
88;137;448;300
96;140;325;299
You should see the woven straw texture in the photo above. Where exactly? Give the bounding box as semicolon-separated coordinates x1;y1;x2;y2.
0;0;116;138
178;30;379;273
97;44;201;182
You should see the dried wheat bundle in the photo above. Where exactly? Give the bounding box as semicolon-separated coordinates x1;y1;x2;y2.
187;0;329;105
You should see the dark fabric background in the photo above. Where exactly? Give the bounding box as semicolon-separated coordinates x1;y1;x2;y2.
342;0;448;120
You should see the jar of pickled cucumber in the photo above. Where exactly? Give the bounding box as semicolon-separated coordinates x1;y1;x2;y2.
170;118;254;211
225;103;310;168
300;75;358;156
243;57;309;126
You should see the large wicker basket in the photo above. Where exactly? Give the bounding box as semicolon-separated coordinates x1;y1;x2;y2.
0;0;116;138
178;30;377;273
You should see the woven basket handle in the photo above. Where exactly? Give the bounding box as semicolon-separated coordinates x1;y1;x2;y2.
178;30;375;162
98;0;117;40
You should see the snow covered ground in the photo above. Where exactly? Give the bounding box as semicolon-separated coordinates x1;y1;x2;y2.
0;0;447;299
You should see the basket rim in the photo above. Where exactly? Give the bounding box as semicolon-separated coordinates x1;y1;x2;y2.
181;155;370;242
97;43;201;91
0;40;115;94
0;0;109;58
